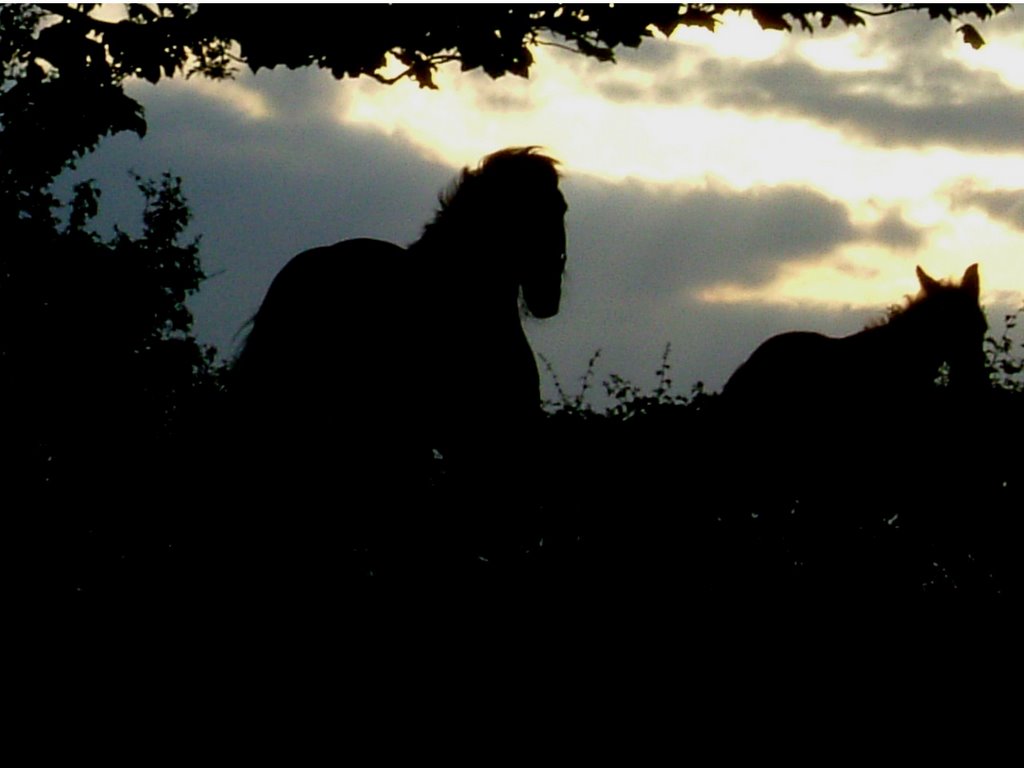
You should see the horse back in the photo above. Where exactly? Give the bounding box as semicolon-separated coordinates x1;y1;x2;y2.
723;331;834;405
260;238;409;319
232;237;413;440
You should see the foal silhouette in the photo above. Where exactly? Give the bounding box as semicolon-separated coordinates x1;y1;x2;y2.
717;263;988;511
227;147;569;584
712;265;991;597
723;264;988;430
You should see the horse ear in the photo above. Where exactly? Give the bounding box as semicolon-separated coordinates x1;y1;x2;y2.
961;263;980;299
916;265;940;294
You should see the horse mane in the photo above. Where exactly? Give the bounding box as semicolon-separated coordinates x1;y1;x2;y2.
412;146;561;248
865;269;976;330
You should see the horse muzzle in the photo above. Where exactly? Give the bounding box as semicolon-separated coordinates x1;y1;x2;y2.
521;254;565;318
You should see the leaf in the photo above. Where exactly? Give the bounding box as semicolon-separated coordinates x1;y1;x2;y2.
957;23;986;50
750;8;792;33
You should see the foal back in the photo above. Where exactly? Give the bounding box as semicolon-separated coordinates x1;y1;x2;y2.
721;264;988;442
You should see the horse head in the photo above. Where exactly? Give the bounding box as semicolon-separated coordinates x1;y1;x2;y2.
439;147;568;319
517;183;567;319
910;263;988;391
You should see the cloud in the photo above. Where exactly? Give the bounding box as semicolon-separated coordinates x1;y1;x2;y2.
862;209;923;249
596;11;1024;152
73;68;460;357
691;56;1024;151
530;268;887;398
951;185;1024;232
523;172;934;396
564;176;922;297
614;36;687;72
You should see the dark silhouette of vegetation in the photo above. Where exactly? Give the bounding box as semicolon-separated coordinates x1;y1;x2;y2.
3;5;1021;600
2;170;222;598
2;5;224;598
986;303;1024;393
537;283;1021;598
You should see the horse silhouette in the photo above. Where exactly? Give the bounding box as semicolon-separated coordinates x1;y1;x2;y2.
711;265;991;597
723;264;988;423
718;262;989;511
226;147;568;582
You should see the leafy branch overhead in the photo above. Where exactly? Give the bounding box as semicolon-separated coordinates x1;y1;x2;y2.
0;3;1013;190
43;4;1016;86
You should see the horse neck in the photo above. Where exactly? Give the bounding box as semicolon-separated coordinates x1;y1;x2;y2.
408;231;522;322
848;309;940;380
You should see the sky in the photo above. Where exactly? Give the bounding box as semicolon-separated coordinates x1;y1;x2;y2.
63;5;1024;405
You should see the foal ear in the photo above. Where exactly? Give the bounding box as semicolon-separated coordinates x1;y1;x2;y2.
916;265;940;294
961;263;980;299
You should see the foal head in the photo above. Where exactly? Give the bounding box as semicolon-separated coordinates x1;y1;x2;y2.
893;263;988;391
420;147;568;318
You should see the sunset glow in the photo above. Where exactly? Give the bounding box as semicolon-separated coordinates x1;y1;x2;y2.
334;10;1023;310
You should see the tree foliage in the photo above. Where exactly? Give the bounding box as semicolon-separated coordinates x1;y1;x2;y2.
1;165;223;596
1;4;1014;197
2;3;221;594
1;169;216;476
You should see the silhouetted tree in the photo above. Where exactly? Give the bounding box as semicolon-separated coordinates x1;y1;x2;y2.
2;166;221;593
987;304;1024;393
1;4;220;593
1;4;1012;192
